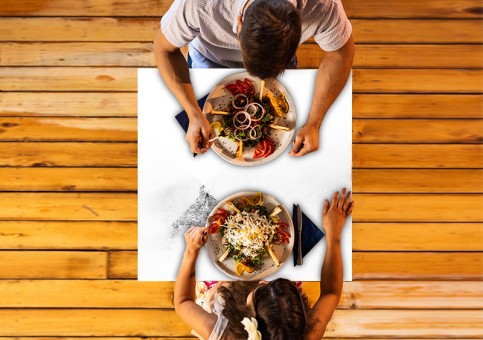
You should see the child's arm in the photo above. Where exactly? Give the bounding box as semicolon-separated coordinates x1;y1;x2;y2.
305;189;353;340
174;226;217;339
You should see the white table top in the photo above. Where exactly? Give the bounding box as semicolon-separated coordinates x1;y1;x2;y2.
138;68;352;281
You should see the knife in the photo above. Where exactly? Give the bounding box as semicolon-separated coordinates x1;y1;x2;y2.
296;204;303;265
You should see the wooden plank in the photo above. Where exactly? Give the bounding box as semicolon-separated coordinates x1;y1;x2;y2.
1;18;481;43
2;43;482;69
109;250;483;280
0;309;479;337
353;223;483;251
0;168;137;191
0;118;137;141
300;44;483;69
353;94;483;119
346;0;483;18
0;92;137;117
0;193;137;221
353;119;483;144
0;143;480;168
353;194;482;222
1;93;479;119
2;68;481;93
0;142;137;167
353;170;483;193
0;280;481;309
353;144;482;168
109;251;137;279
0;221;137;249
353;69;483;93
0;67;137;92
8;118;480;144
0;251;106;279
352;19;483;43
354;252;482;280
0;0;481;18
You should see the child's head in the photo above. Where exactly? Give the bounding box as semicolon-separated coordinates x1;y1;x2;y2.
251;278;307;339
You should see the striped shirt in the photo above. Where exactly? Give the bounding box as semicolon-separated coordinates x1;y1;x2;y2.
161;0;352;68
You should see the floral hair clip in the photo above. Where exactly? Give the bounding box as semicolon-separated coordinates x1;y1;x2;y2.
241;317;262;340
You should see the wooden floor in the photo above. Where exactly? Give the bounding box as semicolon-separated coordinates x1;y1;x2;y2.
0;0;482;338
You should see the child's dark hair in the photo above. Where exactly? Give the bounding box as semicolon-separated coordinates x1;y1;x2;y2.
254;278;308;339
218;279;309;339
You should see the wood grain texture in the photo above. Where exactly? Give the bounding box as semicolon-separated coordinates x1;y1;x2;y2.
0;309;479;337
352;69;483;93
0;193;136;221
0;92;137;117
1;0;481;18
353;194;483;222
0;118;137;141
2;68;481;93
0;142;137;167
0;221;137;249
353;223;483;251
353;144;482;168
2;43;482;69
0;168;137;191
353;252;482;280
2;93;479;119
0;251;106;279
0;280;481;309
353;170;483;193
2;18;481;43
109;250;483;280
0;67;137;91
353;119;483;144
352;94;483;119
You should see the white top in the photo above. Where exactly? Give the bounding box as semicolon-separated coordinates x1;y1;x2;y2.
161;0;352;67
192;282;229;340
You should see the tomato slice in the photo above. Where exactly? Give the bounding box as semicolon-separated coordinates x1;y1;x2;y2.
253;139;267;158
225;84;239;96
263;136;275;158
209;223;220;234
243;78;255;96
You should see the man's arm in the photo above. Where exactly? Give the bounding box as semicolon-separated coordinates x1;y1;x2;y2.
290;35;354;157
174;226;217;339
305;189;353;340
153;30;213;153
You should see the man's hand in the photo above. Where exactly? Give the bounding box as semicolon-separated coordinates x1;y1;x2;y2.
289;122;320;157
186;114;214;154
322;188;353;242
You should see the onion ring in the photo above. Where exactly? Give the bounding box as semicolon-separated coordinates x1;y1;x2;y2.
233;128;251;141
249;125;263;140
233;111;252;129
244;102;265;122
232;94;248;109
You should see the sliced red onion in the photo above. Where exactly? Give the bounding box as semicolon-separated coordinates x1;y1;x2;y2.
233;128;251;141
232;94;248;109
249;125;262;140
233;111;251;129
244;102;265;122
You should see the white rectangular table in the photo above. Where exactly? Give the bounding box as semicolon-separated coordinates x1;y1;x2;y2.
138;68;352;281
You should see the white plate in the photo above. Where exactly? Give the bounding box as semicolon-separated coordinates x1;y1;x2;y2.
203;72;296;166
206;191;294;280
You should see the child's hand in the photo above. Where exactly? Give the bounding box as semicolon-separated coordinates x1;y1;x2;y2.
184;226;209;253
322;188;353;242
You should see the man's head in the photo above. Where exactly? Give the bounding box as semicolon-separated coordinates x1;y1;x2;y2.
239;0;301;79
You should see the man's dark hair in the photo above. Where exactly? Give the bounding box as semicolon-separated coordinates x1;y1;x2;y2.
240;0;302;79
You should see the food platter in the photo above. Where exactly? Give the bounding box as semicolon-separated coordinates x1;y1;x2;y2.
203;72;296;166
206;191;294;280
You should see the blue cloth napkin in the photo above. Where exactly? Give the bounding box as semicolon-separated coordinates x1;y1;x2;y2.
175;94;209;157
292;204;325;266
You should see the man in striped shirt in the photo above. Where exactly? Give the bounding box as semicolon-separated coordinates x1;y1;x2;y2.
154;0;354;156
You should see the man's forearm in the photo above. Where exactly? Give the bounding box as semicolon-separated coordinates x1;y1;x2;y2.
153;33;202;119
320;234;343;296
174;249;199;306
306;37;354;129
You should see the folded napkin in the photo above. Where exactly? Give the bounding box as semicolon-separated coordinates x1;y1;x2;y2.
292;204;325;266
175;94;209;157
